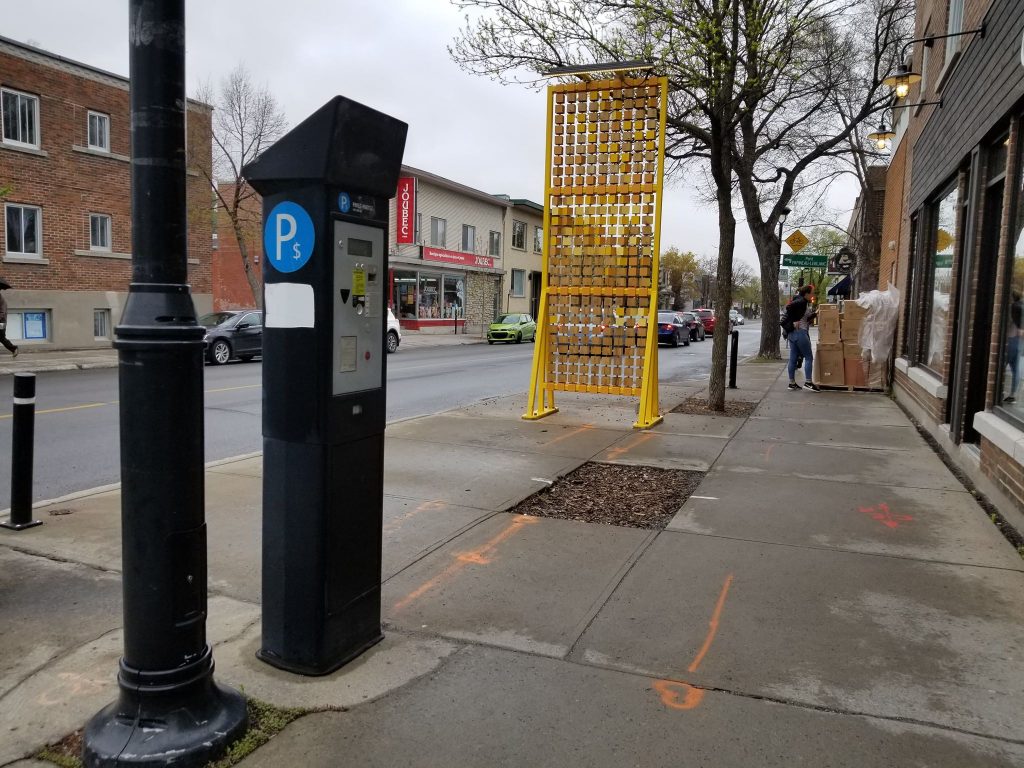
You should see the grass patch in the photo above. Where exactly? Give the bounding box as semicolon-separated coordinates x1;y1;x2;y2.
36;698;306;768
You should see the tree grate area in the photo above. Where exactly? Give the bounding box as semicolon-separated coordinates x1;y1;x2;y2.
670;396;758;418
509;461;705;530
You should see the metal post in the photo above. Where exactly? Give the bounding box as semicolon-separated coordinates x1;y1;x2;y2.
83;1;247;765
729;329;739;389
1;373;40;531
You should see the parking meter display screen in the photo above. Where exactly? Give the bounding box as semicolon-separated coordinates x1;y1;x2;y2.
348;238;373;258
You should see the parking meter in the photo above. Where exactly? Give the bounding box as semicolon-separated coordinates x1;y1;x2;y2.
244;96;407;675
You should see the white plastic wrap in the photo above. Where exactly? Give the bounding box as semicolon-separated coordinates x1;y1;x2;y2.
854;285;901;364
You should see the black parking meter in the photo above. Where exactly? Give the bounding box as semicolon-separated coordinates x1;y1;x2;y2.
244;96;407;675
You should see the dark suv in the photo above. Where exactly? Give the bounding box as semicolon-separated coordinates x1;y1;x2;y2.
200;310;263;365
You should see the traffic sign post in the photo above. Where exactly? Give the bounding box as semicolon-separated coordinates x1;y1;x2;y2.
784;229;809;253
244;97;407;675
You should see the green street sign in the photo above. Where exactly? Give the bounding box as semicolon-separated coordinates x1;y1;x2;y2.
782;253;828;268
934;254;953;269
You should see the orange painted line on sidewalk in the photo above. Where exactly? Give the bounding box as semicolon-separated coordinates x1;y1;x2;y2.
383;499;446;534
653;572;734;712
543;424;593;448
392;515;538;612
605;430;656;461
764;443;775;461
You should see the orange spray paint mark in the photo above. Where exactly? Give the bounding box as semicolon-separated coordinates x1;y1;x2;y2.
859;502;913;529
384;499;446;534
606;431;656;461
393;515;538;612
652;572;734;712
764;444;775;461
544;424;594;449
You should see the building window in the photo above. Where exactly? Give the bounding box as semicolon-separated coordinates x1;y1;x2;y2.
394;269;417;319
923;182;958;373
87;111;110;151
533;225;543;254
1;88;39;148
90;213;111;251
946;0;964;61
6;310;48;341
489;230;501;257
444;275;464;319
418;272;441;318
430;217;446;248
512;220;526;250
94;309;111;340
511;269;526;297
415;212;422;244
998;135;1024;417
462;224;476;253
4;203;41;257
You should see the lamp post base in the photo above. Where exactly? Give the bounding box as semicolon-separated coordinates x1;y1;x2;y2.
83;648;247;767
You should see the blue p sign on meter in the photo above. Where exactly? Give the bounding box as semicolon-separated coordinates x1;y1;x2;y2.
264;201;315;273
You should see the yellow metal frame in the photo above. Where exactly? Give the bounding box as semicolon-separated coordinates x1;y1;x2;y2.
523;76;668;429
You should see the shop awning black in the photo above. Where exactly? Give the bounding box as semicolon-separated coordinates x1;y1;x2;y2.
828;275;852;296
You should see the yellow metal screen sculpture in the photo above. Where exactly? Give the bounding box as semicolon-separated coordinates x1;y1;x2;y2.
523;75;668;429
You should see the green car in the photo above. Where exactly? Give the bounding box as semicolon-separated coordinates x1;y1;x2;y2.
487;313;537;344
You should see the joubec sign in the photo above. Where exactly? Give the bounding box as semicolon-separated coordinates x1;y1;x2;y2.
396;176;415;244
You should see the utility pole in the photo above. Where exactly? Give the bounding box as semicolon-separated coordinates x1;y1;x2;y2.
83;1;247;764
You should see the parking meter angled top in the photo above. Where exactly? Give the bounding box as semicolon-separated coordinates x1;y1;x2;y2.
244;96;407;676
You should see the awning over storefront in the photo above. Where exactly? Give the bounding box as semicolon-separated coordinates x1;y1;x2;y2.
828;275;852;297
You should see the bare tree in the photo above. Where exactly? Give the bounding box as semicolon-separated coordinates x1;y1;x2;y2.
193;66;287;309
449;0;910;408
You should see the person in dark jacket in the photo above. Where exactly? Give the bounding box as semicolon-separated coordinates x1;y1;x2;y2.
785;285;817;391
0;282;18;357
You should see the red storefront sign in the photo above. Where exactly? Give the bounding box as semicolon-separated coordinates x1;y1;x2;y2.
422;246;493;269
396;177;415;244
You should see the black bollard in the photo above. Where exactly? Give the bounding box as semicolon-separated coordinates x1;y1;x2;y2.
1;373;41;531
729;329;739;389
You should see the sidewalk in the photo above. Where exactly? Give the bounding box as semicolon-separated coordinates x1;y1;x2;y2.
2;361;1024;766
0;331;486;377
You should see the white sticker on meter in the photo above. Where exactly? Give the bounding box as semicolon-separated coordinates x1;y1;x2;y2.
338;336;357;372
265;283;315;328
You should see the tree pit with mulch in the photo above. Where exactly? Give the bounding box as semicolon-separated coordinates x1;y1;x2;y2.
670;396;757;418
510;461;704;530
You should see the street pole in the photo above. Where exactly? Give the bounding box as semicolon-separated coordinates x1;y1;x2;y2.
83;1;247;765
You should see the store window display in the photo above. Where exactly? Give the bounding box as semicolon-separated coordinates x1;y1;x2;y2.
925;184;958;373
1000;148;1024;416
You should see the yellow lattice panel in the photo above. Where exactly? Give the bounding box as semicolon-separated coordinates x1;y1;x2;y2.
524;76;667;428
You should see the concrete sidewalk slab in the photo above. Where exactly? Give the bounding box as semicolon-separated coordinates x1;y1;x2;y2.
667;472;1024;569
754;400;910;426
714;437;963;490
236;644;1024;768
384;413;624;459
382;514;651;658
0;595;257;766
384;438;582;510
594;431;727;471
573;532;1024;740
382;497;495;581
734;418;927;451
652;412;745;438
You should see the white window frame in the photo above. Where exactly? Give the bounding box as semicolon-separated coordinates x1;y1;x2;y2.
533;225;543;254
90;213;111;251
430;216;446;248
7;309;49;342
512;220;526;250
945;0;964;61
4;203;42;258
489;230;501;257
511;268;526;297
87;110;110;152
1;87;40;149
93;308;111;340
462;224;476;253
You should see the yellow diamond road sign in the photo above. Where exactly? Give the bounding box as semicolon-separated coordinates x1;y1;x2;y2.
785;230;809;253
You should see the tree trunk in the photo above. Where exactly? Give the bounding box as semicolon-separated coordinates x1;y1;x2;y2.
707;142;735;412
232;218;263;310
753;227;782;359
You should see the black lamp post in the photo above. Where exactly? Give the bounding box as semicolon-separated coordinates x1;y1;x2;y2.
82;1;247;764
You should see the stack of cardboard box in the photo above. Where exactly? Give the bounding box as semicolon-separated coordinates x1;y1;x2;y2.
841;303;867;387
814;304;845;386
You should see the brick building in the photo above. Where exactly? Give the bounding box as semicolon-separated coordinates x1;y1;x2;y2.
879;0;1024;520
0;36;213;348
212;183;262;311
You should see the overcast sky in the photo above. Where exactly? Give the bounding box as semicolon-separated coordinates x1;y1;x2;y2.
6;0;861;270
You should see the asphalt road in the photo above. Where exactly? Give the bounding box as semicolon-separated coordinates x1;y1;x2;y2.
0;321;764;501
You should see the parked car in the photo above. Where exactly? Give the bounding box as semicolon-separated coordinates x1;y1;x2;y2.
387;307;402;353
692;308;716;333
200;309;262;365
730;308;745;325
487;313;537;344
681;311;707;341
657;312;691;347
